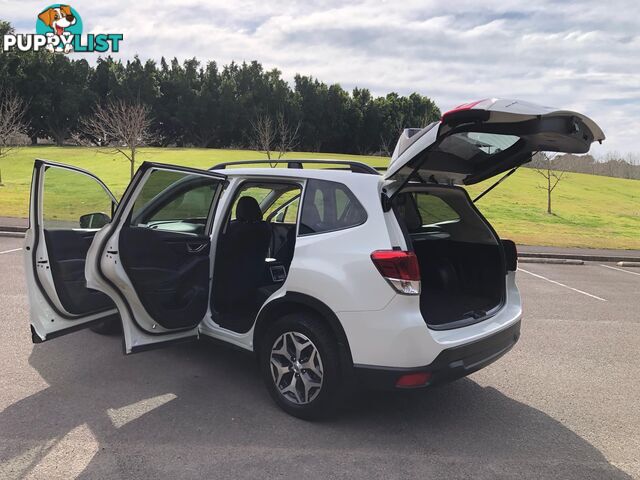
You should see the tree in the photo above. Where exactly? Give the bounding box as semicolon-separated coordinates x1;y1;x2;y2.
76;100;157;178
0;89;28;159
250;114;277;163
276;111;300;161
0;21;443;154
379;115;406;157
534;153;566;214
250;112;300;165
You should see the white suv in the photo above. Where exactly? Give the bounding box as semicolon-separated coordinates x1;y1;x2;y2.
24;99;604;418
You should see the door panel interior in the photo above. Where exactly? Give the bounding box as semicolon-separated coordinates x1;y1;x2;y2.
44;229;116;315
269;223;296;266
119;227;211;330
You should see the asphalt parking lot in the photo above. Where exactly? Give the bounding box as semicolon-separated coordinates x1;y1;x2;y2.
0;235;639;479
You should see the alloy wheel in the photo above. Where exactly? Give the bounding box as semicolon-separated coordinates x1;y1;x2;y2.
270;331;324;405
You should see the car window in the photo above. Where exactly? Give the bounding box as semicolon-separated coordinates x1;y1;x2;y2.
393;189;496;244
265;192;300;224
130;170;219;235
393;191;461;234
229;186;273;220
42;167;114;230
413;193;460;226
299;179;367;235
229;183;302;224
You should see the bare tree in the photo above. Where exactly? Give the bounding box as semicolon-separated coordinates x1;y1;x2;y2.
0;89;28;159
379;134;394;157
534;152;567;214
250;112;300;167
250;114;277;164
276;111;300;161
378;115;406;157
76;100;157;179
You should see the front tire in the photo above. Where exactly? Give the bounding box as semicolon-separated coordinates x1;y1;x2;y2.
260;312;343;420
89;316;122;335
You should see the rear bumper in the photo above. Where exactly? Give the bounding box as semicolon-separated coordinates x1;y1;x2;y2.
354;319;521;390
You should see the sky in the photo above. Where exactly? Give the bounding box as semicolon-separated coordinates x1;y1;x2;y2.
3;0;640;157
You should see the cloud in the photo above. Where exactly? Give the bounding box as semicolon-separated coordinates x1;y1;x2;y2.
6;0;640;155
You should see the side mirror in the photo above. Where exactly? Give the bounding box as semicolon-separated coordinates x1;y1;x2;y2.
79;212;110;229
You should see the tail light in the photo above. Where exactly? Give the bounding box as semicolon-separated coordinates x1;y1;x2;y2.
370;250;420;295
501;239;517;271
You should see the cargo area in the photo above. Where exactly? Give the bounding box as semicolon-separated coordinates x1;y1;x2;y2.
392;186;506;329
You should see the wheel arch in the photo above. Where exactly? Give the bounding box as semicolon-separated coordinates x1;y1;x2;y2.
253;292;353;367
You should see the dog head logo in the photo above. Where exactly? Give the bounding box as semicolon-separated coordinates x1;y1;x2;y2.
36;5;83;36
38;5;77;35
36;4;82;52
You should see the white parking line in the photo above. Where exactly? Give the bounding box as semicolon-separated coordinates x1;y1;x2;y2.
600;264;640;277
0;247;22;255
517;267;607;301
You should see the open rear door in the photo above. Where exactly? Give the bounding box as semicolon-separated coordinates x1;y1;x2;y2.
384;98;605;194
25;160;119;342
85;162;226;353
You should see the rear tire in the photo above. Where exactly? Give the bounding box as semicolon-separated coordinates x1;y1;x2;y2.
260;312;344;420
89;316;122;335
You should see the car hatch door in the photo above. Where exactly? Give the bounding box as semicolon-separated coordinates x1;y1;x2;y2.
383;98;605;195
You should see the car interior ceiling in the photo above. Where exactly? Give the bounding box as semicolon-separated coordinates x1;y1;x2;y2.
211;184;300;334
393;189;505;328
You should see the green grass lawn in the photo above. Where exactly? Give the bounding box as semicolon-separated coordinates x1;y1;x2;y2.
0;146;638;250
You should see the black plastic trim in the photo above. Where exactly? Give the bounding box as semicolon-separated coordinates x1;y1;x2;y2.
129;334;198;354
354;320;521;390
253;292;353;366
32;314;120;343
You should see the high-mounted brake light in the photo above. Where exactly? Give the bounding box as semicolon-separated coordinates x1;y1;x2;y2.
440;99;484;121
370;250;420;295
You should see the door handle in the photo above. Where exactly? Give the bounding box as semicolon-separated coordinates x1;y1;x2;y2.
186;243;207;253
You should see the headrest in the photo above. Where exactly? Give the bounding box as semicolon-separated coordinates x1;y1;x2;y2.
236;196;262;222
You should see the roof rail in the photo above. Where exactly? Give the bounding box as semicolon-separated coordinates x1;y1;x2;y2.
210;159;380;175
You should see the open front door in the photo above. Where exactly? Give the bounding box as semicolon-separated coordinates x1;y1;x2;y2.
85;162;226;353
25;160;119;342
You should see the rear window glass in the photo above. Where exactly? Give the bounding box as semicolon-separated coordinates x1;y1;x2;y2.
393;189;497;244
438;132;520;160
415;194;460;226
299;180;367;235
394;192;460;231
